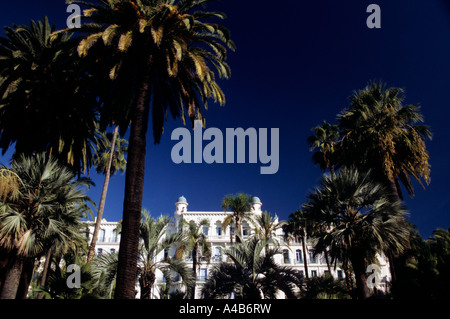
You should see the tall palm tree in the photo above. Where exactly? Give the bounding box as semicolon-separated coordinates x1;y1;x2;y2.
202;237;302;299
68;0;235;298
337;81;432;288
138;210;193;299
221;193;253;244
337;81;432;201
0;17;100;174
179;218;210;298
307;121;340;174
0;154;94;299
87;126;128;263
252;211;284;254
282;210;311;279
303;167;410;299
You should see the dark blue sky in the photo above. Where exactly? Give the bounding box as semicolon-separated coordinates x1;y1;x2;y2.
1;0;449;238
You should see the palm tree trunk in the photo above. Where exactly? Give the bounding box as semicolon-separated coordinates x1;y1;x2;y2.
87;125;119;263
191;245;198;299
37;250;52;299
139;270;155;299
115;75;151;299
301;234;309;279
15;257;34;299
324;249;332;277
0;256;23;299
235;215;241;243
350;249;370;299
229;221;234;245
344;263;353;292
384;176;406;294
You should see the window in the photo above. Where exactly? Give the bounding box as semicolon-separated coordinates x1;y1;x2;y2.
216;227;222;236
337;270;344;280
112;229;117;242
299;270;304;278
243;228;249;236
110;248;116;254
202;226;209;236
97;248;103;256
309;250;317;264
296;250;303;263
311;270;317;277
214;247;222;262
164;249;169;260
99;229;105;242
230;226;235;235
283;250;290;264
200;269;207;281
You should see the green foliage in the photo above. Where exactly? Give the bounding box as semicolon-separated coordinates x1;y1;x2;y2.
307;121;340;173
138;210;194;298
221;193;254;242
252;211;284;243
34;252;101;299
0;154;94;258
90;251;119;298
304;167;410;261
337;81;432;199
94;127;128;176
202;237;303;299
68;0;235;143
299;274;351;299
395;225;450;299
0;18;100;174
303;167;410;298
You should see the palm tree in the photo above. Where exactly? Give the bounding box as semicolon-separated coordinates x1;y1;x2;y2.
252;211;284;254
299;274;351;299
307;121;340;174
221;193;254;244
179;218;210;298
202;237;302;299
36;213;91;299
282;210;311;279
138;210;193;299
0;17;100;174
303;167;410;299
67;0;235;298
35;252;101;299
253;211;283;241
90;251;119;298
393;222;441;298
337;81;432;201
337;81;432;288
0;154;94;299
87;126;128;263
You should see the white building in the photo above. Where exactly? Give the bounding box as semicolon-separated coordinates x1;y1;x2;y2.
87;196;392;298
85;218;121;259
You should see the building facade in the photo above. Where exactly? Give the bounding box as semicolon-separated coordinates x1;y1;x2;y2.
86;196;392;298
